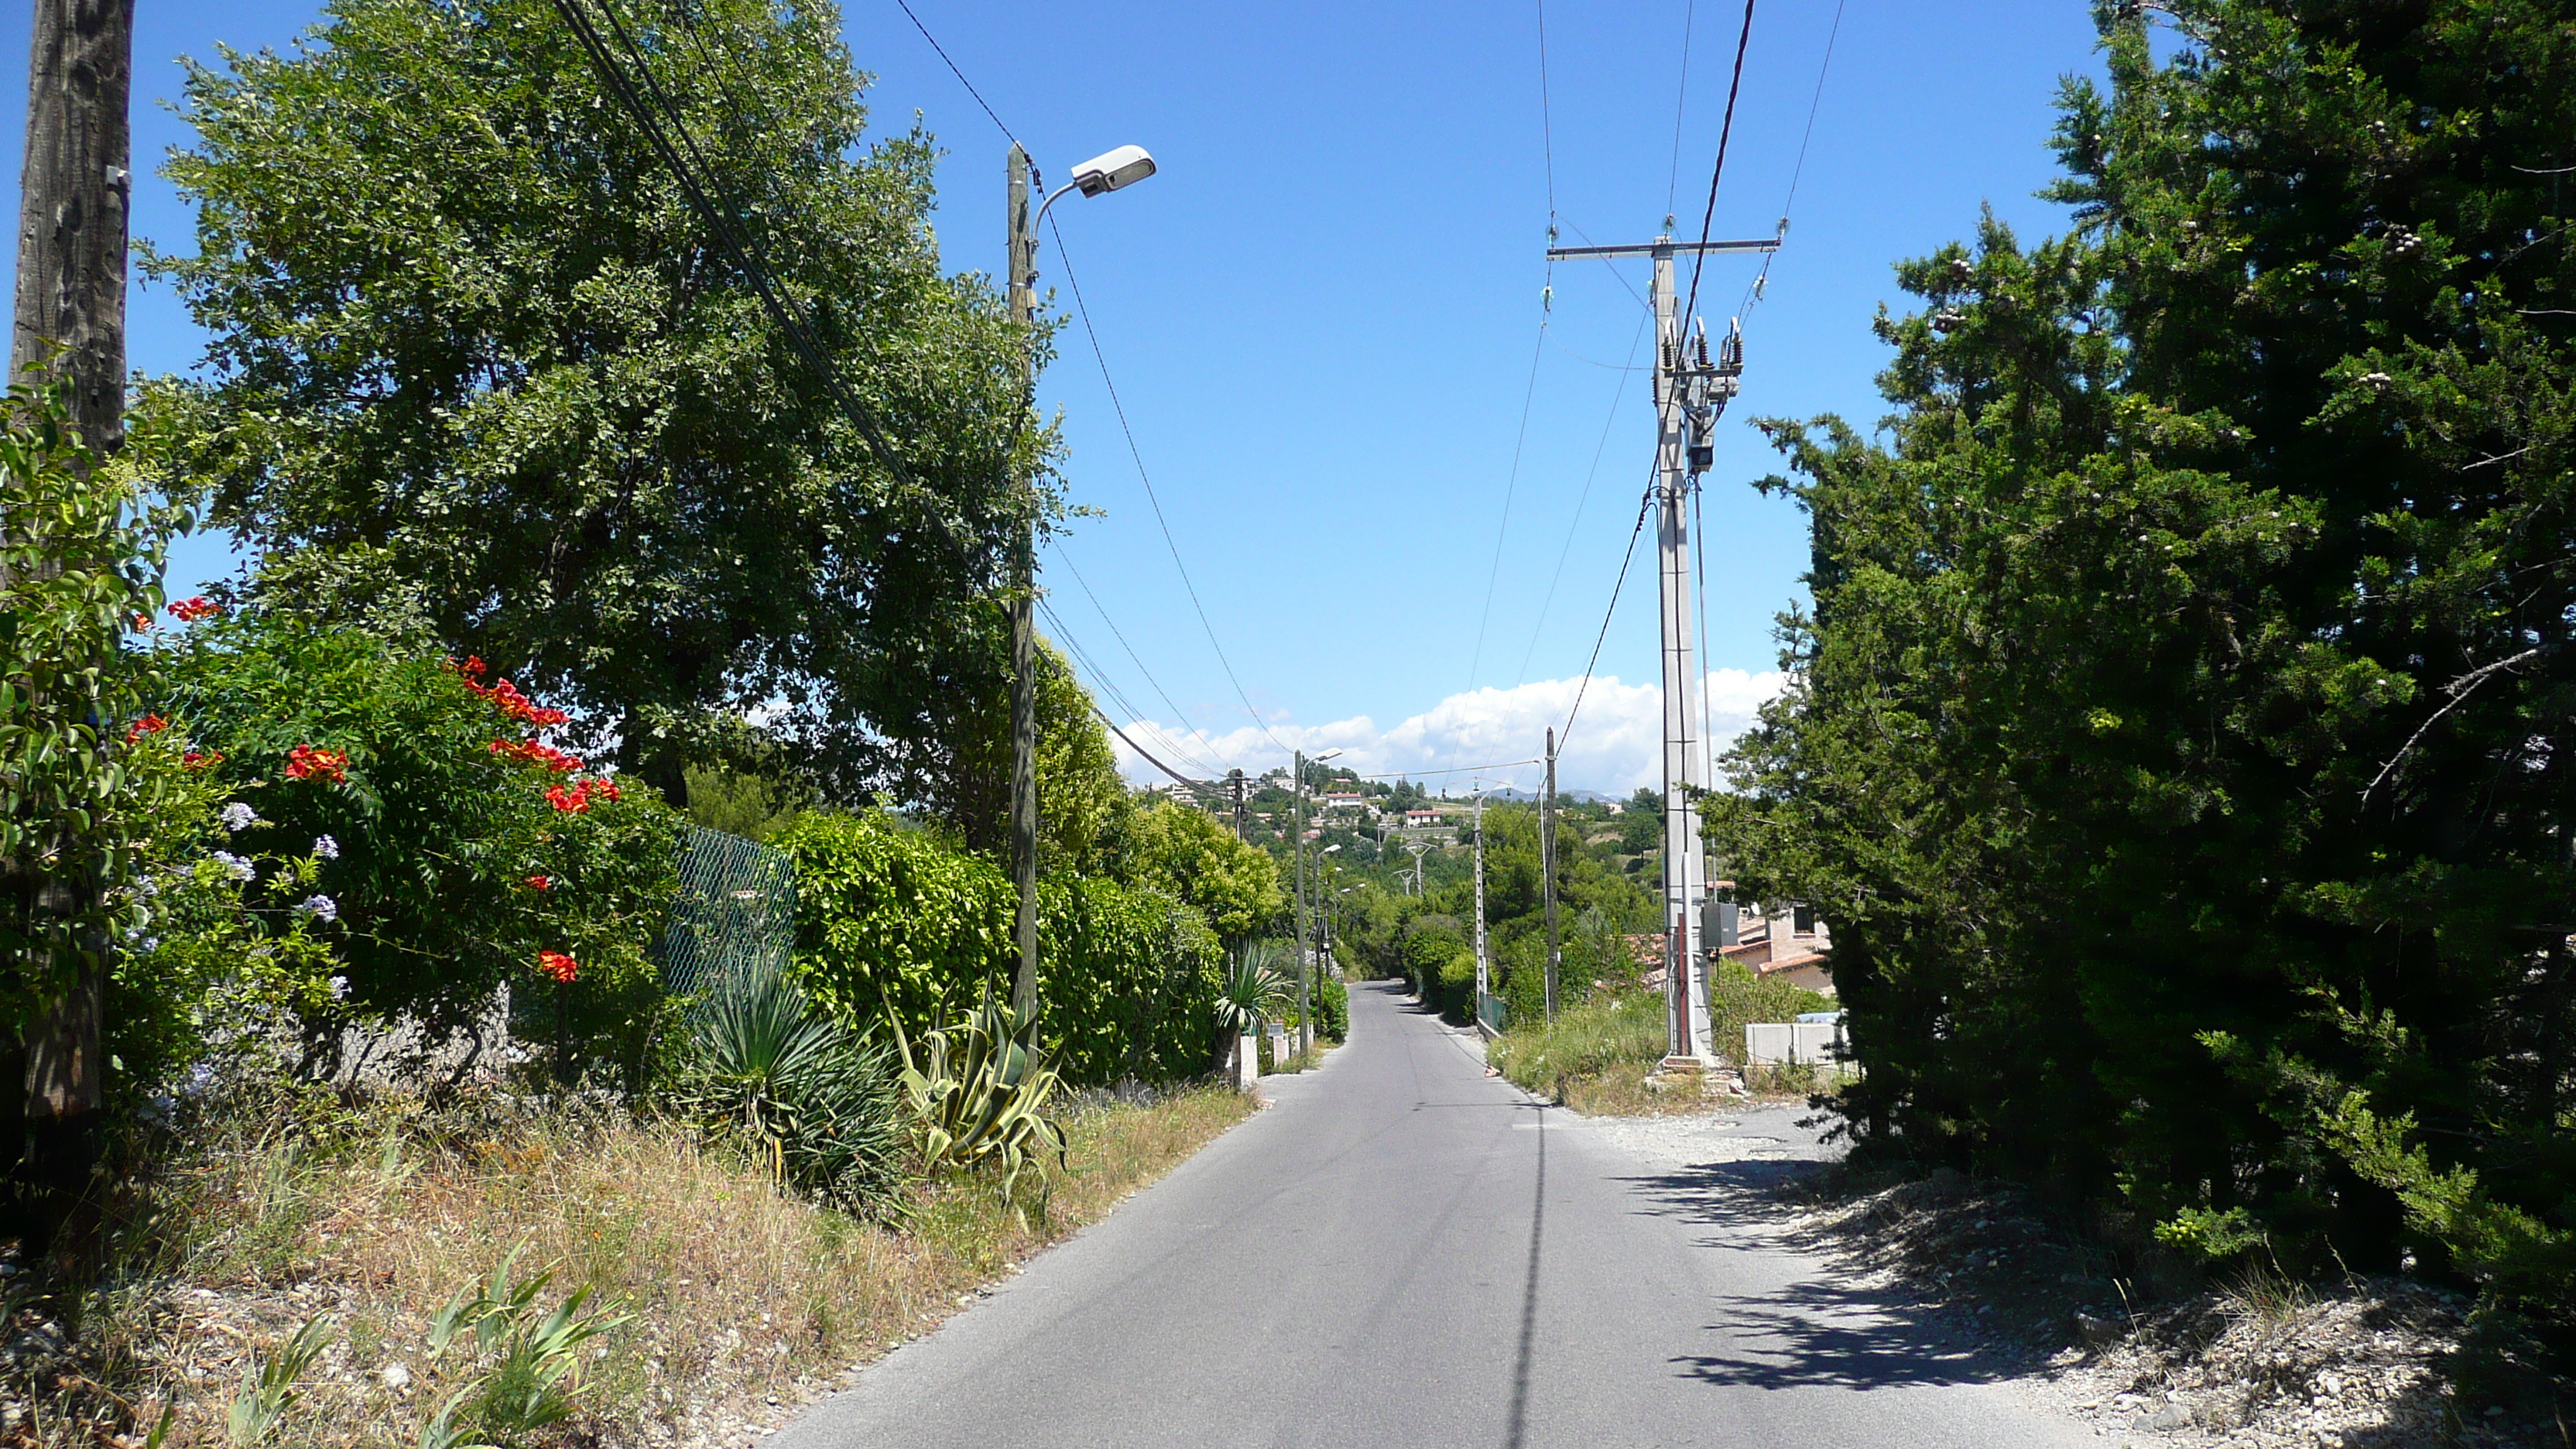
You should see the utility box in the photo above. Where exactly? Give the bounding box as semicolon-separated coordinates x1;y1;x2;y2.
1745;1018;1845;1066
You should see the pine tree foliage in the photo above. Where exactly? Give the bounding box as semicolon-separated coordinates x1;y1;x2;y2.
1714;0;2576;1336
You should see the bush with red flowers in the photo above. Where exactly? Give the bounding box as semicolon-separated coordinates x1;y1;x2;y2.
150;611;684;1086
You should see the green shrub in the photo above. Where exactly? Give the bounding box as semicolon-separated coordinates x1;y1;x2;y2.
148;612;685;1084
1308;973;1348;1041
1497;937;1550;1028
1705;961;1834;1064
109;738;341;1098
0;375;187;1084
663;967;908;1218
1490;992;1668;1101
777;810;1225;1084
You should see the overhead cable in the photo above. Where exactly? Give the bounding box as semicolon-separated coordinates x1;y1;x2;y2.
884;0;1289;762
1680;0;1759;335
1740;0;1847;319
1515;308;1651;688
1663;0;1698;220
550;0;995;592
889;0;1025;152
1038;598;1227;778
1049;542;1233;771
1048;220;1295;756
1092;704;1218;795
1559;480;1657;749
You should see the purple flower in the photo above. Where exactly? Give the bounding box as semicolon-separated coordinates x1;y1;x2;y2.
211;851;255;882
312;834;340;860
218;802;255;833
296;894;339;923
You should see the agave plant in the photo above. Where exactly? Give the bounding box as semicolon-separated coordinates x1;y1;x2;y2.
1214;941;1295;1037
666;966;907;1218
886;996;1066;1206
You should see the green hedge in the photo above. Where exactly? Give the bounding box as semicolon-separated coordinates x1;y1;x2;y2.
773;810;1223;1084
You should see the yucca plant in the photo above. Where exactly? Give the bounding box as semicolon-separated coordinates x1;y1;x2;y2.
1214;942;1295;1038
666;965;907;1218
886;996;1066;1207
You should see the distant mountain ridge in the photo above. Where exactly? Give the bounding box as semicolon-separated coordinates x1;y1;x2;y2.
1459;786;1622;804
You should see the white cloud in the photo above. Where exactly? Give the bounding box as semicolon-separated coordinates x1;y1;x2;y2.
1105;669;1785;797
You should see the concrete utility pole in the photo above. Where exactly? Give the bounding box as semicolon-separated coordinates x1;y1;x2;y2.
1403;838;1430;897
1546;225;1775;1063
1227;767;1248;841
1542;727;1560;1023
9;0;133;1249
1004;145;1042;1024
1471;784;1489;1029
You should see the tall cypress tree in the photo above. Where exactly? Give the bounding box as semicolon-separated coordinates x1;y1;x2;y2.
1719;0;2576;1339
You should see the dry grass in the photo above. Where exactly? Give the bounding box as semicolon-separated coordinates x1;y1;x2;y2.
9;1084;1253;1448
1556;1067;1717;1117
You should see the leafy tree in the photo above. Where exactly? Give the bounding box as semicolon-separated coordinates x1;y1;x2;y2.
1110;796;1284;943
1716;0;2576;1349
922;637;1125;867
137;0;1053;803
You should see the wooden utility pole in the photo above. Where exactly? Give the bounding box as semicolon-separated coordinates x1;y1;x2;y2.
1291;752;1311;1055
8;0;134;1249
11;0;128;446
1542;727;1560;1023
1005;144;1040;1025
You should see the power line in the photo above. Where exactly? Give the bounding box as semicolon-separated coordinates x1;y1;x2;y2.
1451;0;1568;776
1680;0;1759;337
1536;0;1557;223
1663;0;1698;221
1516;308;1651;688
1351;759;1541;780
1460;320;1547;715
1049;541;1233;771
1092;704;1219;794
1559;479;1656;749
1034;594;1219;769
1740;0;1846;318
1040;599;1230;779
884;0;1291;764
889;0;1025;152
550;0;998;594
1047;218;1294;756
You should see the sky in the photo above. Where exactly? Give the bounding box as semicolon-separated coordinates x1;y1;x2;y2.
2;0;2108;797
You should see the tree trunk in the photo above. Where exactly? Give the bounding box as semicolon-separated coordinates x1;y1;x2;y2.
7;0;133;1255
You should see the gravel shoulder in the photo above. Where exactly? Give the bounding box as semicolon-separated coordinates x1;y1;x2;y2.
1563;1096;2541;1448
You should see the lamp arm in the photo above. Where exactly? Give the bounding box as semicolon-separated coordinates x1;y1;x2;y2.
1031;179;1086;232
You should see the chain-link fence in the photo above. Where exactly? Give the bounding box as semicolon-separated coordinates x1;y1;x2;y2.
656;826;796;1006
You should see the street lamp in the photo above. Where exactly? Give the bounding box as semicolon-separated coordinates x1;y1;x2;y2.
1005;142;1158;1026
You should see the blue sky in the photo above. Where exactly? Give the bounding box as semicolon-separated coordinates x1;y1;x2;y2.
3;0;2106;795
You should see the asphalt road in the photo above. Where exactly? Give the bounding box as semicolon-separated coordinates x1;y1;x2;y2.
774;981;2092;1449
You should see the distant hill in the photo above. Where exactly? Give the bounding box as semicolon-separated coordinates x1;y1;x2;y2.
1472;787;1621;804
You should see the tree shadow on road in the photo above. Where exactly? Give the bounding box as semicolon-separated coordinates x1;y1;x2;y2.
1617;1158;2044;1392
